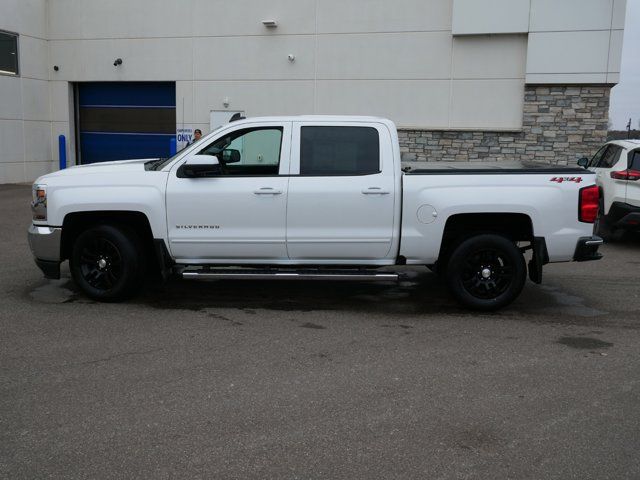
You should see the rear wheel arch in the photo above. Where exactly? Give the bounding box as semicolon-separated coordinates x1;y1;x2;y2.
436;213;534;268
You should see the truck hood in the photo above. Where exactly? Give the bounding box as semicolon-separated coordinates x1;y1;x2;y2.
37;158;155;181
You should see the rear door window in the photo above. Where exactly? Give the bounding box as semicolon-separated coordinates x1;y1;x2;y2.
300;126;380;176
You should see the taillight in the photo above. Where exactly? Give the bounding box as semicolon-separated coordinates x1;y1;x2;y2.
578;185;599;223
610;169;640;181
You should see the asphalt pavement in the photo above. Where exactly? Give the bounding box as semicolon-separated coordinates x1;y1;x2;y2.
1;183;639;479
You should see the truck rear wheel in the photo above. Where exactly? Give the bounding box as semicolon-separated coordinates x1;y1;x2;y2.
445;234;526;311
70;225;145;302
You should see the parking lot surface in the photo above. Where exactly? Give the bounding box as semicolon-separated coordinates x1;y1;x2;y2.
1;183;640;479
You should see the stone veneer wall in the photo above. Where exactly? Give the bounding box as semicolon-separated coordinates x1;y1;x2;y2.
399;85;610;165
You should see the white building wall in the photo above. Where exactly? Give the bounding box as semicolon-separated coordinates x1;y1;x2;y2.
0;0;628;183
0;0;53;184
526;0;627;84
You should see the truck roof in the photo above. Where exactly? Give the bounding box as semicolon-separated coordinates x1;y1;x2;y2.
227;115;395;125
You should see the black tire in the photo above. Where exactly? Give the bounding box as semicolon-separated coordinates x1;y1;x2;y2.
445;234;526;311
70;225;145;302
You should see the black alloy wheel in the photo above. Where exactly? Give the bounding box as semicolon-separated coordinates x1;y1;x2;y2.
445;234;526;311
78;236;123;290
460;248;514;300
70;225;145;301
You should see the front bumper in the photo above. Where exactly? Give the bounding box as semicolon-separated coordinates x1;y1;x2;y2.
27;225;62;279
573;236;604;262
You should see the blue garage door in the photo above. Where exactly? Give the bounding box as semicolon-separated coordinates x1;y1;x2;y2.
78;82;176;164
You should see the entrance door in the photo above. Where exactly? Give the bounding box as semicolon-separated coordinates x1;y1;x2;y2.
77;82;176;164
166;122;291;262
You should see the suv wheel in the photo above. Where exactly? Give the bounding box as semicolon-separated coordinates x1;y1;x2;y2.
445;234;526;311
70;225;145;302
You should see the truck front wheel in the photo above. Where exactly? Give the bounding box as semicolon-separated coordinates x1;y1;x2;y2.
445;234;526;311
70;225;145;302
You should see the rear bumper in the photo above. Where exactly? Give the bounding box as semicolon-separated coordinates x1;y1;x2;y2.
573;236;604;262
608;202;640;230
27;225;62;279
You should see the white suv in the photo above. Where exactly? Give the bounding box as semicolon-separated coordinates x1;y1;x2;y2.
578;139;640;238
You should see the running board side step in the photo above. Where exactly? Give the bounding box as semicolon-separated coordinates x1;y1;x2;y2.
182;268;399;282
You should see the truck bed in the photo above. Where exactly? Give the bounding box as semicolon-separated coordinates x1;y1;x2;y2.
402;161;586;175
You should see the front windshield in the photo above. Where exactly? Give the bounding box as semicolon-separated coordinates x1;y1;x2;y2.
150;125;226;170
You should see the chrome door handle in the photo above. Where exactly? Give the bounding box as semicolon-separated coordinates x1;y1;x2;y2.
362;187;390;195
253;187;282;195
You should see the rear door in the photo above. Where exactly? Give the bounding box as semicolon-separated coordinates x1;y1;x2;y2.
286;122;398;262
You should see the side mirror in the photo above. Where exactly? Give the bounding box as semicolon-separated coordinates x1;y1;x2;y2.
577;157;589;168
222;149;241;164
177;155;221;178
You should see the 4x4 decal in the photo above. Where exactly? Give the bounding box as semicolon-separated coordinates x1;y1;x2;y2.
550;177;583;184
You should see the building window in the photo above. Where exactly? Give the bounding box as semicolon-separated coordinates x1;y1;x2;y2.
0;31;19;76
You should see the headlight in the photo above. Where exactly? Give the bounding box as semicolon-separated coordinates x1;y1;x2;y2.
31;184;47;221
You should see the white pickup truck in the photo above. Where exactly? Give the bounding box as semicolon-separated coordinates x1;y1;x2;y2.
28;116;603;310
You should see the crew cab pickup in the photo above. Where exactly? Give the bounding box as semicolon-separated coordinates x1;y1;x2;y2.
28;116;603;310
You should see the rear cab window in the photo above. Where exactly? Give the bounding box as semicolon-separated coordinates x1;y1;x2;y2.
299;126;380;176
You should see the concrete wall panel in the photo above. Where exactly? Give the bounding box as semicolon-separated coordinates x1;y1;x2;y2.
608;29;624;74
194;36;315;81
450;79;524;129
0;119;25;163
316;80;451;128
612;0;627;29
23;120;51;162
453;34;527;79
526;31;610;74
526;73;608;84
452;0;530;35
50;38;194;81
48;0;195;39
18;35;49;80
317;32;452;80
530;0;613;32
0;76;24;120
317;0;451;33
21;78;50;121
49;81;71;122
192;81;315;127
0;0;47;38
0;162;26;183
193;0;316;36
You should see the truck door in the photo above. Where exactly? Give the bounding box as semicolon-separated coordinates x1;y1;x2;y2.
286;122;398;262
166;122;291;262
